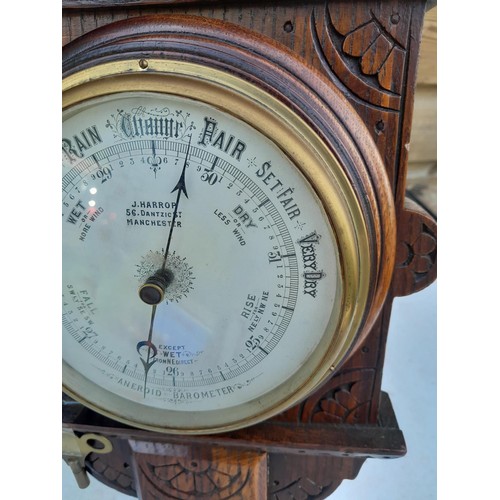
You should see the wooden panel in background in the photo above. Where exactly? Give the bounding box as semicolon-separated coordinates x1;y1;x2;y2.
407;6;436;215
416;6;437;86
409;85;437;164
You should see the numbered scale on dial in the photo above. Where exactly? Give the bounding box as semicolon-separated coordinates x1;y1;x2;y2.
62;91;344;433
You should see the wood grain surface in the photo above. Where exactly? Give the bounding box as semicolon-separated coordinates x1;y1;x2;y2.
62;2;436;497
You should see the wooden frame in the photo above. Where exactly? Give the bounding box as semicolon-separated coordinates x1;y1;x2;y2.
62;2;436;496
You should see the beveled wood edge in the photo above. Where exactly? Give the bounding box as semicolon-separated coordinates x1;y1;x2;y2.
62;0;436;9
61;0;344;8
63;392;406;458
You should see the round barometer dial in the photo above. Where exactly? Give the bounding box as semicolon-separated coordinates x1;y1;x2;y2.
62;53;390;434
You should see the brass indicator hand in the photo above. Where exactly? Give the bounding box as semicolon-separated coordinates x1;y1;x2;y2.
137;135;192;397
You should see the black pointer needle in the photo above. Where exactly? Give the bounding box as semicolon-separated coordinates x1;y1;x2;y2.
161;135;190;271
139;134;192;305
137;135;192;397
137;304;158;398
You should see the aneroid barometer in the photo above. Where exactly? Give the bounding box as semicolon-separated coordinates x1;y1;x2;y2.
62;15;397;435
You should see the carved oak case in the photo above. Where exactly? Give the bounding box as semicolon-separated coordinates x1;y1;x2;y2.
62;1;437;498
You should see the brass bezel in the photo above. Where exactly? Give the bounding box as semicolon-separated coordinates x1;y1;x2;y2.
62;59;372;434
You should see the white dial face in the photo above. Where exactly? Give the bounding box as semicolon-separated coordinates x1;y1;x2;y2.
62;92;341;430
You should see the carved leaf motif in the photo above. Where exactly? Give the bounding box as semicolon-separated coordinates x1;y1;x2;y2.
268;452;362;500
276;369;376;424
378;46;405;93
361;33;393;75
327;4;372;36
194;473;216;495
153;461;184;481
393;198;437;296
312;382;372;425
169;470;196;494
273;476;328;500
207;468;233;489
341;20;402;94
310;3;411;108
103;465;120;481
300;477;325;496
413;232;436;255
349;378;373;401
309;375;373;424
335;388;359;410
342;22;379;56
138;455;251;499
315;402;345;424
316;400;345;424
86;452;136;496
314;402;372;425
